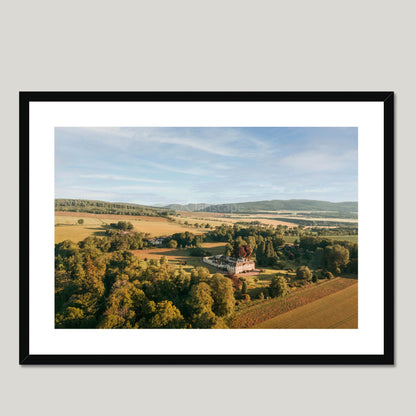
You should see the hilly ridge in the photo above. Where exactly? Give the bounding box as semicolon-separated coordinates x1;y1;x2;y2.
165;199;357;213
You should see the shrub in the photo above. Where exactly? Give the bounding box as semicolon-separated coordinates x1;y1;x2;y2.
296;265;312;281
167;239;178;248
323;271;334;280
269;275;289;298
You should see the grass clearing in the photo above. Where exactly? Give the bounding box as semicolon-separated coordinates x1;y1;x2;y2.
255;283;358;328
231;277;357;328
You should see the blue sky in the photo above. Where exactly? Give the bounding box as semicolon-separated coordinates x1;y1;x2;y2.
55;127;358;205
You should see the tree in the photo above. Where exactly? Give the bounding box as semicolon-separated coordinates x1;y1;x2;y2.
224;243;233;256
190;267;211;284
149;301;185;328
234;245;247;258
187;282;214;314
243;245;253;258
241;280;248;294
256;241;266;265
324;244;350;272
192;310;228;329
77;218;84;225
168;239;178;248
296;265;312;281
55;307;85;328
269;275;289;298
209;273;235;316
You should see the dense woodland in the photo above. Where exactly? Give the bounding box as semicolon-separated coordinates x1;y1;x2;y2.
55;238;234;329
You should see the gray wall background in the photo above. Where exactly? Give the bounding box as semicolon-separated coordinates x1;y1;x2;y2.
1;1;413;415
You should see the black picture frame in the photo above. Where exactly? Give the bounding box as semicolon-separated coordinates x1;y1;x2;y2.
19;91;394;365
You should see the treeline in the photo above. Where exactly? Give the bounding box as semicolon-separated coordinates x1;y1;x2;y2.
267;217;357;227
197;199;357;213
167;232;204;248
55;199;174;217
306;226;357;236
55;238;235;329
289;212;357;220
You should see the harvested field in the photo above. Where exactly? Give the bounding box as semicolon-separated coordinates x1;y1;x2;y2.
175;211;297;227
55;212;203;243
55;211;172;222
231;277;357;328
255;284;358;328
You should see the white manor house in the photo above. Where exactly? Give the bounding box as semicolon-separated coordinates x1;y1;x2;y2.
202;254;256;274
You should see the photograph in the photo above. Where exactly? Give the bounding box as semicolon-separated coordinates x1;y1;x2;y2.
20;92;393;364
54;126;359;330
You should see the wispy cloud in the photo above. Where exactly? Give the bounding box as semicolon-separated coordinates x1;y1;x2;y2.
79;174;168;183
145;161;212;177
280;149;357;173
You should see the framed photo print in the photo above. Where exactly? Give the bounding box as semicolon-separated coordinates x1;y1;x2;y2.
20;91;394;364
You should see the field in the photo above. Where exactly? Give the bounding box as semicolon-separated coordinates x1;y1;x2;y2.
55;211;204;243
231;277;357;328
55;209;357;244
254;283;358;328
175;211;298;227
283;235;358;243
130;242;228;273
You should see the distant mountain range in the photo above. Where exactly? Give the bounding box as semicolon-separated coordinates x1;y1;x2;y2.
164;199;358;213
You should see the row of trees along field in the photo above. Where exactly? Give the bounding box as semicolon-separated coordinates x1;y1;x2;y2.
55;198;173;217
55;237;237;328
206;224;357;274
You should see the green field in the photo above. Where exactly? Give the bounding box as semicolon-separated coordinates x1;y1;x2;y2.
255;283;358;328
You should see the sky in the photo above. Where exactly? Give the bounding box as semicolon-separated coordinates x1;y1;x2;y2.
55;127;358;205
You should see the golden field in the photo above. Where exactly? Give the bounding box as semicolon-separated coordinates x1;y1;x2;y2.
175;211;297;227
231;278;357;328
55;211;204;243
254;283;358;329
